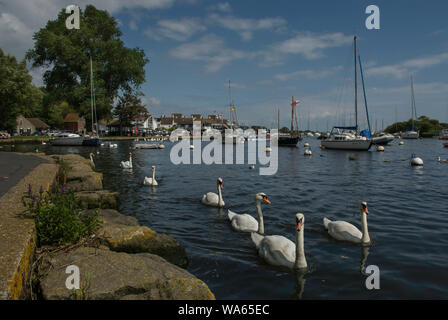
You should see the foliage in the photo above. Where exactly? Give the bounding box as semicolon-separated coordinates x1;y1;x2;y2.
280;126;290;133
113;93;149;134
22;184;102;246
26;5;149;128
384;115;448;136
0;48;43;131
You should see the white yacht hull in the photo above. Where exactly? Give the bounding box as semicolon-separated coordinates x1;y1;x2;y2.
321;139;372;151
402;131;419;139
372;134;394;145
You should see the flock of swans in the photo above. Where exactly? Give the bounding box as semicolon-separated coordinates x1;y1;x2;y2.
200;177;371;270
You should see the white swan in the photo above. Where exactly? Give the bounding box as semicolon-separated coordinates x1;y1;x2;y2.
251;213;307;270
201;177;224;207
89;153;95;168
323;201;371;245
143;166;158;186
120;152;133;169
228;193;270;234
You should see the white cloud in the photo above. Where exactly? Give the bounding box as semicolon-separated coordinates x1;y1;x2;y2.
0;0;177;60
145;18;206;41
169;34;249;72
274;66;343;81
208;13;286;41
367;53;448;79
257;32;353;67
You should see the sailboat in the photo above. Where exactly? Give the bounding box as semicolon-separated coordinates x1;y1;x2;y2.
402;75;419;139
82;56;102;146
278;97;301;146
321;36;372;151
50;56;102;146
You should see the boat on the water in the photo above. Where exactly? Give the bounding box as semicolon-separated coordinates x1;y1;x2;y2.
321;127;372;150
372;132;394;145
50;133;84;146
278;97;302;147
439;128;448;140
321;36;372;151
402;75;419;139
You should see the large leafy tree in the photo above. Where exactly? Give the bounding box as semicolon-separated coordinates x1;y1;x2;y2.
114;93;149;135
0;48;43;131
26;5;149;130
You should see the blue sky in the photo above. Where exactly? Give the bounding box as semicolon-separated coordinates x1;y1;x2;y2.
1;0;448;130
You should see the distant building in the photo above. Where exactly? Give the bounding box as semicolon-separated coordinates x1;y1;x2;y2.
64;113;85;133
27;118;49;132
15;115;49;135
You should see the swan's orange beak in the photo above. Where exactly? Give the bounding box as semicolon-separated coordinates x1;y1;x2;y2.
296;221;302;231
364;208;369;215
263;198;271;204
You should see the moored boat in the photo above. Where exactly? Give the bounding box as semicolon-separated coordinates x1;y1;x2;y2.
50;133;84;146
372;132;394;145
321;36;372;151
439;128;448;140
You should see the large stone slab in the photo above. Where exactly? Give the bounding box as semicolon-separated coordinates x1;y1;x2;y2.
96;210;188;268
76;191;119;209
39;246;214;300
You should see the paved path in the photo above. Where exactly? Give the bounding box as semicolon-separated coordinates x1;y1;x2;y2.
0;153;47;197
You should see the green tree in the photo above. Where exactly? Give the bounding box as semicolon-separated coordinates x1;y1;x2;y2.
26;5;149;129
385;115;447;136
113;93;149;135
280;126;290;133
0;49;43;131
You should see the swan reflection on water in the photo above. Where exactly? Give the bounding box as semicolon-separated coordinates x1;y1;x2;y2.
292;269;307;300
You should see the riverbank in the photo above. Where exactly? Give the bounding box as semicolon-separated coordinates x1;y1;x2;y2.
0;152;58;299
0;152;214;300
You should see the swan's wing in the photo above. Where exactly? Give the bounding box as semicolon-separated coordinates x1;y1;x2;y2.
153;179;158;186
231;214;258;232
228;209;238;221
328;221;362;243
202;192;218;206
323;217;332;230
143;177;150;185
251;232;264;248
259;235;295;268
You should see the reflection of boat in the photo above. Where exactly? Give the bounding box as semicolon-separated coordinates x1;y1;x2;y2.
134;143;165;149
50;133;84;146
278;97;302;147
439;128;448;140
372;132;394;145
402;75;419;139
321;36;372;151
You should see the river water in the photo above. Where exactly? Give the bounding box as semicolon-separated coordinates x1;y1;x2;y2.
3;137;448;299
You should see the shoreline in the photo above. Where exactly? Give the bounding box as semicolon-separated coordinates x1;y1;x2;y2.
0;152;215;300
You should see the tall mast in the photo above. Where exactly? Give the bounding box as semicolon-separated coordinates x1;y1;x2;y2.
277;108;280;132
353;36;358;127
291;96;295;137
354;36;358;129
90;56;94;134
410;74;415;130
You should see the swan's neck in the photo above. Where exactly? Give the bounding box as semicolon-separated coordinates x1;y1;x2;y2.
255;201;264;235
217;186;224;207
361;211;370;244
152;169;155;185
129;155;132;167
295;228;307;269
